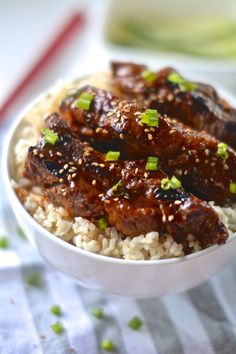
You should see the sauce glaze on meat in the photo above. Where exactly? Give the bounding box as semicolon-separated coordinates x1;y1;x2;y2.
24;113;228;251
59;86;236;205
111;61;236;150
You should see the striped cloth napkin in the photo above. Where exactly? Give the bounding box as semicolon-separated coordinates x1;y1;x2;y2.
1;126;236;354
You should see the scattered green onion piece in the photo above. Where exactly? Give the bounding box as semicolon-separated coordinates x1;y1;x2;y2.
51;321;64;334
141;70;156;84
106;151;120;161
140;112;150;124
128;316;143;330
16;226;26;240
97;218;108;230
146;156;158;171
42;128;59;145
229;182;236;194
76;92;93;111
0;237;10;249
140;109;159;127
216;142;229;160
167;71;197;92
91;307;104;319
101;339;114;351
25;272;42;287
50;305;62;317
108;181;124;197
170;176;182;189
161;178;171;190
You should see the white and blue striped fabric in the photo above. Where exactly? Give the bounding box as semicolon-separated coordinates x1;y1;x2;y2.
1;125;236;354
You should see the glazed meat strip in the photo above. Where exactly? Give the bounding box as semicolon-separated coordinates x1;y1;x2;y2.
111;61;236;150
24;113;228;250
59;86;236;205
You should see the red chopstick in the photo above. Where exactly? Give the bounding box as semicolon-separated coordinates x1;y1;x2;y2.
0;12;85;122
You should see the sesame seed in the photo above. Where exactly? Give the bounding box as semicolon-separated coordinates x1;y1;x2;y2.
68;175;72;181
148;134;153;141
78;159;82;165
210;162;216;167
107;111;113;117
184;170;188;175
162;215;167;222
205;149;210;156
99;193;104;197
135;168;139;174
70;181;75;188
69;168;74;173
174;200;181;205
195;158;200;163
144;128;150;133
92;162;98;166
72;173;77;178
92;179;96;185
99;164;105;168
56;152;63;156
33;149;38;155
175;169;182;176
110;164;115;170
113;197;119;201
169;130;175;135
39;153;44;158
59;178;64;183
181;146;186;151
168;215;174;222
119;133;124;139
224;165;229;170
62;192;67;196
64;164;68;169
144;172;148;178
104;200;111;204
59;169;64;174
69;162;74;165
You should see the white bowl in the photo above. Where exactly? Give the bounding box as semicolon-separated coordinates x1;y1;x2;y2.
2;75;236;298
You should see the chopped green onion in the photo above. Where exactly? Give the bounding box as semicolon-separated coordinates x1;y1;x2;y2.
140;109;159;127
146;156;158;171
106;151;120;161
51;321;64;334
170;176;182;189
50;305;62;317
91;307;104;319
107;181;124;197
216;142;229;160
161;178;171;190
141;70;156;84
229;182;236;194
76;92;93;111
167;71;197;92
128;316;143;330
16;226;26;240
0;237;10;249
42;128;59;145
25;272;42;287
101;339;114;351
97;218;108;230
161;176;182;190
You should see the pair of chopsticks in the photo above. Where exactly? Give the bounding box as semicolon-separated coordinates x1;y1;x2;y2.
0;12;85;123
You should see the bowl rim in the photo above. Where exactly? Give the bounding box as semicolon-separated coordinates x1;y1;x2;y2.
3;74;236;267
